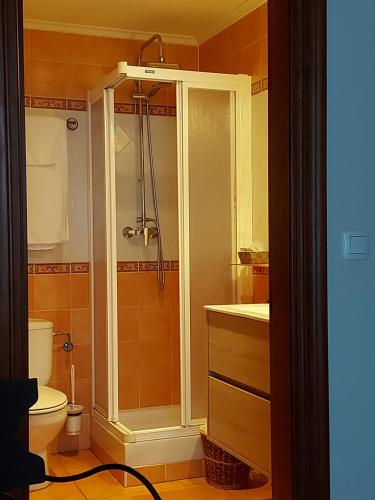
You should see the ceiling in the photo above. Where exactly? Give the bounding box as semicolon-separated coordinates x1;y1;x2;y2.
23;0;266;44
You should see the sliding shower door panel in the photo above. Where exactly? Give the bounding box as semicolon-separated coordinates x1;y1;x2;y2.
178;76;252;426
89;89;119;422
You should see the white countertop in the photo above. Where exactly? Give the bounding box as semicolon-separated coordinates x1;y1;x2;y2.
204;303;269;322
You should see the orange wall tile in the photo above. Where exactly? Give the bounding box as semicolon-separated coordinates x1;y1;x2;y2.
29;271;92;419
31;265;266;417
253;273;269;303
34;274;71;310
117;270;180;411
24;29;198;104
199;3;268;82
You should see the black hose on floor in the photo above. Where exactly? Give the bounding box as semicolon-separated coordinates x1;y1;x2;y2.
45;464;162;499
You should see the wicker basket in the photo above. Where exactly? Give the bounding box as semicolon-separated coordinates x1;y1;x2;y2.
201;432;250;490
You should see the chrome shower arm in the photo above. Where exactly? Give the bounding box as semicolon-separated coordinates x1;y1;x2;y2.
137;34;165;66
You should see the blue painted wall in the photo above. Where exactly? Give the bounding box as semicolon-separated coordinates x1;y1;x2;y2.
328;0;375;498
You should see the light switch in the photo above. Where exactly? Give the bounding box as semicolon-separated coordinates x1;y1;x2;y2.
343;231;369;261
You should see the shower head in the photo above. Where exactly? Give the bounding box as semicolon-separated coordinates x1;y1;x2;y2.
132;81;172;101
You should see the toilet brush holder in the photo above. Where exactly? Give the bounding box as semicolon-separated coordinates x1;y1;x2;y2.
66;404;84;436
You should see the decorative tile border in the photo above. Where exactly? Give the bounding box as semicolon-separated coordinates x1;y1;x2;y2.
35;263;71;274
253;264;269;275
30;97;66;110
147;105;168;116
67;99;87;112
168;106;177;117
117;261;138;272
171;261;179;271
118;260;177;272
251;77;268;96
25;96;87;112
114;102;136;114
25;96;182;116
251;80;262;95
139;261;171;272
71;262;90;273
28;261;178;274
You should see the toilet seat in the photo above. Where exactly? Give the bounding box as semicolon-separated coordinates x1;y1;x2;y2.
29;386;67;415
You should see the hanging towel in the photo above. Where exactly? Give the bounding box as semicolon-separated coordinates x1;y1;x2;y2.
26;114;69;250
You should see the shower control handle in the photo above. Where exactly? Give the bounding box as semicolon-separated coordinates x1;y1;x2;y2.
144;226;149;246
123;226;136;239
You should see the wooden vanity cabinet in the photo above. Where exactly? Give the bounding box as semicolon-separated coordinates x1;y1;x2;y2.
207;311;271;474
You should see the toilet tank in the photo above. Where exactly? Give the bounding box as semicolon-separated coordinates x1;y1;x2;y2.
28;318;53;385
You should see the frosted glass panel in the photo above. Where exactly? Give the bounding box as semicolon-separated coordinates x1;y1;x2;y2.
188;88;236;419
91;96;109;415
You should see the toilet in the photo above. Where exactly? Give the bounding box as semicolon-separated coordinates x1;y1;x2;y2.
28;318;68;490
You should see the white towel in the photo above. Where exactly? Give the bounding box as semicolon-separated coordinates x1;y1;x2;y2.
26;114;69;250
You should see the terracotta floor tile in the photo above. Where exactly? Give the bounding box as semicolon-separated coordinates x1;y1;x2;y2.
75;470;126;499
48;453;69;477
55;449;101;474
41;450;272;500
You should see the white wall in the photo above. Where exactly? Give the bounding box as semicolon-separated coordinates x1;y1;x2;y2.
26;110;179;264
26;108;89;264
251;90;268;251
115;114;179;262
328;1;375;498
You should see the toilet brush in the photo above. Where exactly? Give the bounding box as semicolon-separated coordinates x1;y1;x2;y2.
66;365;84;436
71;364;76;409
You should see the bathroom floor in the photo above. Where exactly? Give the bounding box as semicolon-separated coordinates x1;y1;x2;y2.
30;450;272;499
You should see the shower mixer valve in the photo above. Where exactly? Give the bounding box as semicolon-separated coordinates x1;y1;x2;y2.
123;223;158;247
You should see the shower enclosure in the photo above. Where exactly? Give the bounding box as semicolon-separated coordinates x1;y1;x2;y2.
88;61;251;474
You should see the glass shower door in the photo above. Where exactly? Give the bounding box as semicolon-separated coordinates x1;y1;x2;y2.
178;79;251;425
89;88;119;422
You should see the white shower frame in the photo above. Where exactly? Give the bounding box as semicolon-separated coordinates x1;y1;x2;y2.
88;62;251;435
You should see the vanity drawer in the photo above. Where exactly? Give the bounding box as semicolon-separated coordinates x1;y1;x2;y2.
208;377;271;473
208;312;270;394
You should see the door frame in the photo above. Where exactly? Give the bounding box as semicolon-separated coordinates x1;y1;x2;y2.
0;0;329;499
269;0;329;499
0;1;29;499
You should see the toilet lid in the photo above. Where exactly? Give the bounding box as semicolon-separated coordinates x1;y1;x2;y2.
29;386;67;414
